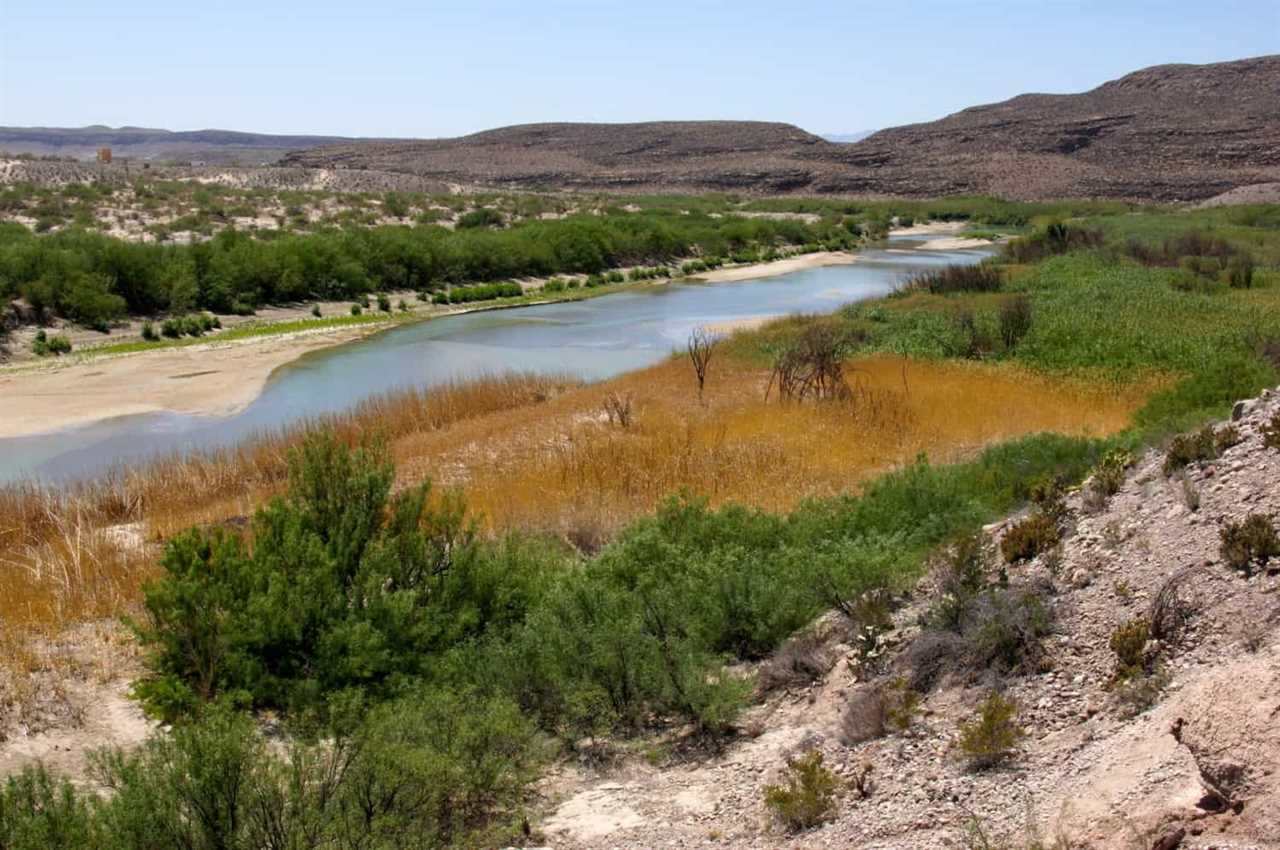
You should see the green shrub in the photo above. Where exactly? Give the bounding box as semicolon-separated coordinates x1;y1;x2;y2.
1219;514;1280;575
311;303;322;317
398;298;409;312
762;750;840;832
900;263;1002;295
140;320;157;341
1087;448;1132;501
31;329;72;356
1108;616;1150;682
0;765;94;850
132;432;480;720
957;692;1025;770
350;303;362;315
377;292;391;312
1000;513;1059;564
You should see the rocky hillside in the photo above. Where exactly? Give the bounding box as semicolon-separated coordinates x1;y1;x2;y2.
284;56;1279;201
820;55;1280;201
537;390;1280;849
284;121;830;193
0;126;385;165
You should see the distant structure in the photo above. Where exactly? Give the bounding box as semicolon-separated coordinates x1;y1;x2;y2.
96;147;112;163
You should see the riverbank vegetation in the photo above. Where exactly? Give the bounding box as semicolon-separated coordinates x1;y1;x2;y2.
1;198;1278;847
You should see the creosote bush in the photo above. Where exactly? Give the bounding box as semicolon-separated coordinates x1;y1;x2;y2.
1219;514;1280;575
957;692;1025;770
1263;411;1280;451
1000;513;1060;564
762;750;841;832
1108;616;1151;683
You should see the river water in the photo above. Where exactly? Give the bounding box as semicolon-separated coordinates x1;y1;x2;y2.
0;239;988;484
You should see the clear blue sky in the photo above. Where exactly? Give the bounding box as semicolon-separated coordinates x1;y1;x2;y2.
2;0;1276;138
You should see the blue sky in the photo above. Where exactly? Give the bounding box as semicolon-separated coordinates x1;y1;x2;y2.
1;0;1276;138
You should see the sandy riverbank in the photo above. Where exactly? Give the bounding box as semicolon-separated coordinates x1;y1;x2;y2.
695;250;861;283
0;322;384;439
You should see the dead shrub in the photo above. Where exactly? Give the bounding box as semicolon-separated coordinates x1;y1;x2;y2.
1148;567;1196;643
602;391;634;428
840;686;885;745
759;631;832;692
896;630;969;693
765;322;862;404
1162;426;1218;475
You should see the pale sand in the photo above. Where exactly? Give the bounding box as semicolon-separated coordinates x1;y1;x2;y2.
889;221;968;236
916;236;997;250
694;251;861;283
700;316;780;336
0;324;381;439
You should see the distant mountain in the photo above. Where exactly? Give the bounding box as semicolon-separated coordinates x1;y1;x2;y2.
0;126;391;165
283;121;831;193
284;56;1280;200
8;56;1279;199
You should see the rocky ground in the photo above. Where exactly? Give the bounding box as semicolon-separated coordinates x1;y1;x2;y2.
534;390;1280;849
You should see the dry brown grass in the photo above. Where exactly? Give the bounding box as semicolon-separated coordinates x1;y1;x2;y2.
455;356;1153;537
0;355;1153;687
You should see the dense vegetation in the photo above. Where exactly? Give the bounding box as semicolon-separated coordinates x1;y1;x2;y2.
2;195;1278;846
0;207;857;327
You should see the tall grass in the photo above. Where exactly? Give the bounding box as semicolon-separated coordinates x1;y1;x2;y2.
0;373;581;642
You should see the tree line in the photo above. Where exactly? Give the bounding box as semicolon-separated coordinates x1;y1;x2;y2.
0;211;848;328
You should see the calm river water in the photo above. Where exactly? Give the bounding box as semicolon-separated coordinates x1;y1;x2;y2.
0;239;988;484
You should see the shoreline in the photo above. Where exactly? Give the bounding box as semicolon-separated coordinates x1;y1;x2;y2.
0;239;942;440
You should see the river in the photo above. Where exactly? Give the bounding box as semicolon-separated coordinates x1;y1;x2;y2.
0;239;989;484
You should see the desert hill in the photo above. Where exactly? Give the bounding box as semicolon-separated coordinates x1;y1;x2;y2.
284;56;1280;200
0;125;389;165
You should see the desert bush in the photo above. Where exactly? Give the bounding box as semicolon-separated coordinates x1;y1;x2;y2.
1083;448;1131;511
377;292;391;312
766;322;864;403
1214;424;1242;452
140;320;157;341
350;303;362;315
31;329;71;356
762;750;841;832
310;303;321;317
926;532;989;631
1108;616;1151;682
999;295;1033;351
1000;513;1059;564
132;432;481;720
0;765;94;850
1162;426;1225;475
1219;514;1280;575
880;675;921;732
758;631;832;692
899;263;1002;295
1002;221;1104;263
957;692;1025;770
1263;411;1280;451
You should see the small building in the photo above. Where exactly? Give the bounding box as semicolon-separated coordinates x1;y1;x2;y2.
97;147;112;163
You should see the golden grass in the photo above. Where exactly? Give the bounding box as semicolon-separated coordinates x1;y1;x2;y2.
0;353;1156;668
453;355;1155;537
